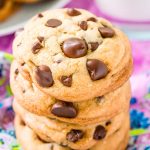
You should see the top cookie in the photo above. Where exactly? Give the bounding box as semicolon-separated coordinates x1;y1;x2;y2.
13;8;133;101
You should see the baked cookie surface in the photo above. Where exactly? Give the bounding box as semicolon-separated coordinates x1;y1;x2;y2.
13;8;133;101
15;113;129;150
11;60;131;125
15;116;69;150
13;100;129;150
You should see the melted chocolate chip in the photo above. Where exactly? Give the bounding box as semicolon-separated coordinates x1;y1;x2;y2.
34;65;53;87
21;120;26;126
98;27;115;38
87;17;97;22
60;75;72;87
37;36;44;43
93;125;106;140
62;38;88;58
79;21;88;30
96;96;103;103
105;121;111;126
38;13;43;18
50;145;54;149
89;42;100;51
86;59;108;81
51;101;77;118
15;68;19;75
21;62;25;66
45;19;62;28
22;90;26;93
67;130;84;142
32;42;43;54
67;8;81;16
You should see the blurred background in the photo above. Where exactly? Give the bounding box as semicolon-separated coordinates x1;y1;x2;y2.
0;0;150;52
0;0;150;39
0;0;150;150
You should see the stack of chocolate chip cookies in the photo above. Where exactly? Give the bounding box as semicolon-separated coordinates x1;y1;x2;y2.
10;8;133;150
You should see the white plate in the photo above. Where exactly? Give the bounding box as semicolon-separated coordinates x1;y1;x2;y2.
0;0;69;36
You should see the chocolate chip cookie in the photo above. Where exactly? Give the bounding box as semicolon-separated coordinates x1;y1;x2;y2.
14;113;129;150
13;8;133;101
13;99;129;150
11;60;131;125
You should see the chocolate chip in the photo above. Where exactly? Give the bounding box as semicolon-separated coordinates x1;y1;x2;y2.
32;42;43;54
34;65;53;87
62;38;88;58
51;101;77;118
89;42;99;51
96;96;103;103
67;130;84;142
105;121;111;126
50;145;54;150
98;27;115;38
67;8;81;16
93;125;106;140
45;19;62;28
0;0;5;8
21;62;25;66
87;17;97;22
37;36;44;43
38;13;43;18
21;120;26;126
79;21;88;30
22;90;26;93
15;68;19;75
86;59;108;81
60;75;72;87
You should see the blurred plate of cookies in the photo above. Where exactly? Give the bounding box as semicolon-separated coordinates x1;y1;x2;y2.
0;0;69;36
